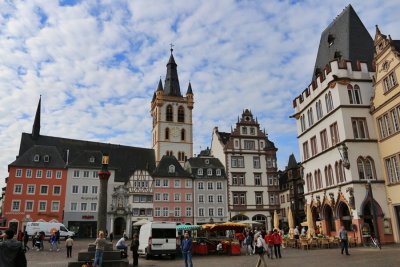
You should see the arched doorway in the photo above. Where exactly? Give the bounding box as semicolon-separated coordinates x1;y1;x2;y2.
114;217;126;236
311;206;320;226
252;214;267;229
362;200;383;237
231;215;249;222
322;205;336;235
337;202;352;230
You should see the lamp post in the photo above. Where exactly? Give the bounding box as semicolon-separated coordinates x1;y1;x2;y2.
97;153;111;234
367;179;380;243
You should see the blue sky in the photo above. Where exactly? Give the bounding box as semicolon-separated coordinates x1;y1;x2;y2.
0;0;399;188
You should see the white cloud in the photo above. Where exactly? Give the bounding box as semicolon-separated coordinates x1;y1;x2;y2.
0;0;399;188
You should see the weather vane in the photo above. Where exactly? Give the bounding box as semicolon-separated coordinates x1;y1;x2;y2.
170;43;174;53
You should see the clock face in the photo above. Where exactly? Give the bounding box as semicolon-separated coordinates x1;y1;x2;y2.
171;127;179;138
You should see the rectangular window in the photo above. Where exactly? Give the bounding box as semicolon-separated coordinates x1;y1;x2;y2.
163;179;169;187
310;136;318;156
383;72;397;92
16;169;22;177
233;192;246;205
25;201;34;211
208;195;214;203
40;185;48;195
81;203;87;211
92;186;98;194
198;182;204;190
385;155;400;184
198;195;204;203
27;185;35;194
185;180;192;188
390;109;400;132
12;200;20;211
174;193;181;201
216;169;221;176
155;193;161;201
378;117;387;138
352;118;369;139
250;127;255;135
217;208;223;217
92;171;98;178
36;169;42;178
91;203;97;211
255;192;263;205
155;208;161;217
162;207;169;217
51;201;60;212
231;156;244;168
14;184;22;194
253;156;261;168
53;186;61;195
73;170;80;178
186;207;192;217
199;208;204;217
70;202;77;211
46;170;52;179
302;141;309;160
26;169;32;178
216;182;222;190
174;207;181;217
197;168;203;176
155;179;161;187
244;140;255;150
83;171;89;178
186;194;192;202
330;122;340;145
174;179;181;188
82;186;88;194
217;195;223;203
383;114;392;136
208;208;214;217
39;201;47;212
163;193;169;201
207;182;213;190
56;171;62;179
72;185;79;194
254;174;261;186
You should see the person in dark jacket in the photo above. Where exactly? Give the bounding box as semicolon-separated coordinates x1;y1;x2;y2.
130;234;139;266
0;229;27;267
181;231;193;267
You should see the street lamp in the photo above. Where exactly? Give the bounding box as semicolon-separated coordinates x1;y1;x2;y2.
337;143;350;169
367;179;380;244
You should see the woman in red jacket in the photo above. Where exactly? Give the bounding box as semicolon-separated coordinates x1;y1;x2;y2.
272;229;282;258
264;231;274;259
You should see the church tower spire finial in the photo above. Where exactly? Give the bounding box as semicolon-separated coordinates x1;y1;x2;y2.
32;95;41;140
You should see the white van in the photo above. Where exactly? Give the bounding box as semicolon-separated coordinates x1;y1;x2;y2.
26;222;75;238
138;221;177;259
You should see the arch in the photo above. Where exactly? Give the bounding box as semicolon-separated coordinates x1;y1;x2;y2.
252;214;267;228
321;204;335;234
336;201;352;230
166;105;173;122
181;129;186;141
231;214;249;222
165;127;170;140
178;106;185;123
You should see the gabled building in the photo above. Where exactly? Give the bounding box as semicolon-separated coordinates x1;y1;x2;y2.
151;48;194;165
152;155;194;224
291;5;393;243
185;148;229;224
211;109;279;229
371;26;400;243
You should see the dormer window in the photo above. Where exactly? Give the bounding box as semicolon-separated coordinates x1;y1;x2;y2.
89;156;95;163
168;165;175;174
197;169;203;176
33;154;40;162
207;169;212;176
216;169;221;176
43;155;50;162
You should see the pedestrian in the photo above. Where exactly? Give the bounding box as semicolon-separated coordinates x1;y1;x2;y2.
49;232;58;251
130;234;139;266
39;231;45;251
264;231;274;259
66;236;74;258
339;226;350;255
0;228;27;267
272;229;282;258
181;231;193;267
92;231;108;267
56;230;61;245
245;233;253;255
17;230;24;242
116;236;128;255
254;233;268;267
109;232;114;243
23;231;30;252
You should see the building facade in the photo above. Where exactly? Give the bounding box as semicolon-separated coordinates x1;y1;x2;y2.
211;109;279;229
151;49;194;165
371;26;400;243
152;155;194;224
185;149;229;224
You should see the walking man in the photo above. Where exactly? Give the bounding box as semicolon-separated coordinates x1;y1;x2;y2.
339;226;350;255
130;234;139;266
181;231;193;267
66;236;74;258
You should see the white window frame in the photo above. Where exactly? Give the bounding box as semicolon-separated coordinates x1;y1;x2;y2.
14;184;22;194
26;169;32;178
27;184;35;195
12;200;21;211
40;185;48;195
16;169;22;177
53;186;61;195
38;201;47;212
56;170;62;179
51;201;60;212
36;169;42;178
25;200;34;211
46;170;52;179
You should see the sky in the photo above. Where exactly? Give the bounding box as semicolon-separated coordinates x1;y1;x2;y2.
0;0;399;188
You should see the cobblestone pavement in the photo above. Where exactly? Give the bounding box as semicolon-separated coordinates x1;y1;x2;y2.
25;239;400;267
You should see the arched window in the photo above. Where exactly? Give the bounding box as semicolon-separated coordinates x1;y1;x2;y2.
307;108;314;126
365;157;376;180
168;165;175;173
166;105;173;121
181;129;186;141
178;151;185;161
178;106;185;123
166;150;173;156
357;157;365;180
165;128;170;140
325;92;334;112
328;165;334;186
300;114;306;132
314;171;319;189
318;169;323;188
348;84;362;104
316;100;323;120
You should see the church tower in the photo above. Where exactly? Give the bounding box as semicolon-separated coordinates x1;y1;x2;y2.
151;48;194;165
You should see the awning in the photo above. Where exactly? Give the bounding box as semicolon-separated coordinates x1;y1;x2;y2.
177;224;202;231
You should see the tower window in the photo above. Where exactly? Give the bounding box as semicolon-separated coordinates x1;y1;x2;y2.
178;106;185;123
166;105;173;121
181;129;186;141
327;34;335;46
178;151;185;161
165;128;170;140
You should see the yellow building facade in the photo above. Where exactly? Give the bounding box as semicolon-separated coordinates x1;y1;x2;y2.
371;26;400;243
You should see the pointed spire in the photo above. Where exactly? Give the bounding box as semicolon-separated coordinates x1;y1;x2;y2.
186;81;193;95
157;78;163;91
32;96;41;140
375;25;381;35
164;46;182;97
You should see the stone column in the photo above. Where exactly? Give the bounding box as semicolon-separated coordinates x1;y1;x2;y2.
97;154;111;234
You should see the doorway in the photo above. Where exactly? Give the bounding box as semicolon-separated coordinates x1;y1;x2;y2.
114;217;126;236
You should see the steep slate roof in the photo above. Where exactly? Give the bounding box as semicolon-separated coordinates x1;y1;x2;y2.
264;138;276;149
163;50;182;97
216;131;231;145
312;5;374;80
185;157;226;179
13;133;156;183
287;154;298;169
10;145;65;168
152;155;192;178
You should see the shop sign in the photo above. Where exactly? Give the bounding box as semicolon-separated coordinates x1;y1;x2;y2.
82;215;94;220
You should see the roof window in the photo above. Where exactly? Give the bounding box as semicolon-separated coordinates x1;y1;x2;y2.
89;156;95;163
43;155;50;162
33;154;40;162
